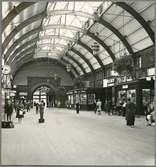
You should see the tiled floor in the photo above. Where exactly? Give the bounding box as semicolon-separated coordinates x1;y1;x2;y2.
1;108;155;165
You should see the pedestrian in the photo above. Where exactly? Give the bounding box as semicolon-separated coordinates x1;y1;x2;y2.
107;100;111;115
36;102;39;114
96;99;102;115
39;100;45;122
76;101;80;114
4;99;13;121
16;101;24;123
125;98;136;128
122;99;127;116
146;101;155;126
26;101;30;112
93;99;97;114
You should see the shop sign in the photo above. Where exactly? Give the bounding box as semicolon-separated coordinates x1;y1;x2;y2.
117;76;132;84
19;92;27;96
122;85;128;89
107;78;115;87
103;79;108;88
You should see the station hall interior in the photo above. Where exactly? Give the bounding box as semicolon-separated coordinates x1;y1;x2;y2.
1;0;156;166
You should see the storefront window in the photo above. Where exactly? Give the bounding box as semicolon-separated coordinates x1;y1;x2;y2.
80;93;87;105
127;90;136;104
88;93;95;104
142;89;152;105
118;89;136;104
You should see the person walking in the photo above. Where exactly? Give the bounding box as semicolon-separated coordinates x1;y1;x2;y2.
16;101;24;123
35;102;39;114
107;100;111;115
125;98;136;128
96;99;102;115
4;99;13;121
93;99;97;114
39;100;45;123
76;101;80;114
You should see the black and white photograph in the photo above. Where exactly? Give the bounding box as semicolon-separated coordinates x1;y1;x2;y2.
1;0;155;166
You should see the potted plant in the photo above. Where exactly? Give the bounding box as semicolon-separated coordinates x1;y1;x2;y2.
113;56;136;79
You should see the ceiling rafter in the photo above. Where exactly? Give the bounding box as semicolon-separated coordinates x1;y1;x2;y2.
65;53;86;74
4;26;42;61
70;48;95;73
2;2;35;32
2;11;46;53
115;2;155;44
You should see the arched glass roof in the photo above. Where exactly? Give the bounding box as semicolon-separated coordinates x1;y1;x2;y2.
2;1;155;78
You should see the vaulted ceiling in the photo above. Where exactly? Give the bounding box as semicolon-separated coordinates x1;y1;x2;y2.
2;1;155;78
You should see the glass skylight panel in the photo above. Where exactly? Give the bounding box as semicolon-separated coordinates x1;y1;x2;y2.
85;67;91;73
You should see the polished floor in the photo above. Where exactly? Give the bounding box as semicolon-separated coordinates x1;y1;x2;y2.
1;108;155;165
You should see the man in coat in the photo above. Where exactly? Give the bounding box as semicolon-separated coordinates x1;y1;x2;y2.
125;98;136;127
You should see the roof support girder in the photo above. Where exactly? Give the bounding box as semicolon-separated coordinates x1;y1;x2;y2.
2;11;46;53
65;53;86;74
71;48;95;73
7;37;39;62
115;2;155;43
2;2;35;32
13;58;76;79
87;31;116;61
77;39;105;70
4;26;42;61
48;10;93;19
10;45;37;64
97;17;134;55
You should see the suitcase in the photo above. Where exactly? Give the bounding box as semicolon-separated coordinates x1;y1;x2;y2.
39;118;45;123
2;121;14;128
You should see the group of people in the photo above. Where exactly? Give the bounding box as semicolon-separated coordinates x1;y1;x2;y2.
92;98;155;128
4;99;46;124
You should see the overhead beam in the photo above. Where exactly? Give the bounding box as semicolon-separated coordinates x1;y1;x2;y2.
97;17;134;55
13;57;77;79
71;48;95;73
43;24;82;32
115;2;155;43
61;59;80;77
10;45;37;64
77;39;105;70
4;26;42;61
48;10;93;19
6;37;39;62
2;2;35;31
87;31;116;61
2;11;46;53
65;53;86;75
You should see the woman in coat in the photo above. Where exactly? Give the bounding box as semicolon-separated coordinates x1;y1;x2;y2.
125;98;136;127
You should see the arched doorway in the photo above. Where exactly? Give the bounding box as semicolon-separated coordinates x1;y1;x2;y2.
32;85;56;108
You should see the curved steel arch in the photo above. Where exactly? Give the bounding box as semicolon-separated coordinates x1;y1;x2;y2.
61;58;80;77
10;45;37;64
44;24;82;32
40;24;116;62
87;31;116;61
71;48;95;73
77;39;104;70
65;53;86;74
2;2;35;32
13;57;76;79
40;34;72;41
48;10;94;19
2;11;46;53
4;26;42;61
6;37;39;62
38;43;67;48
97;17;134;55
115;2;155;43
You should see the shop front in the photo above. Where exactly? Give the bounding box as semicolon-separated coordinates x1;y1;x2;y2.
115;78;154;115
